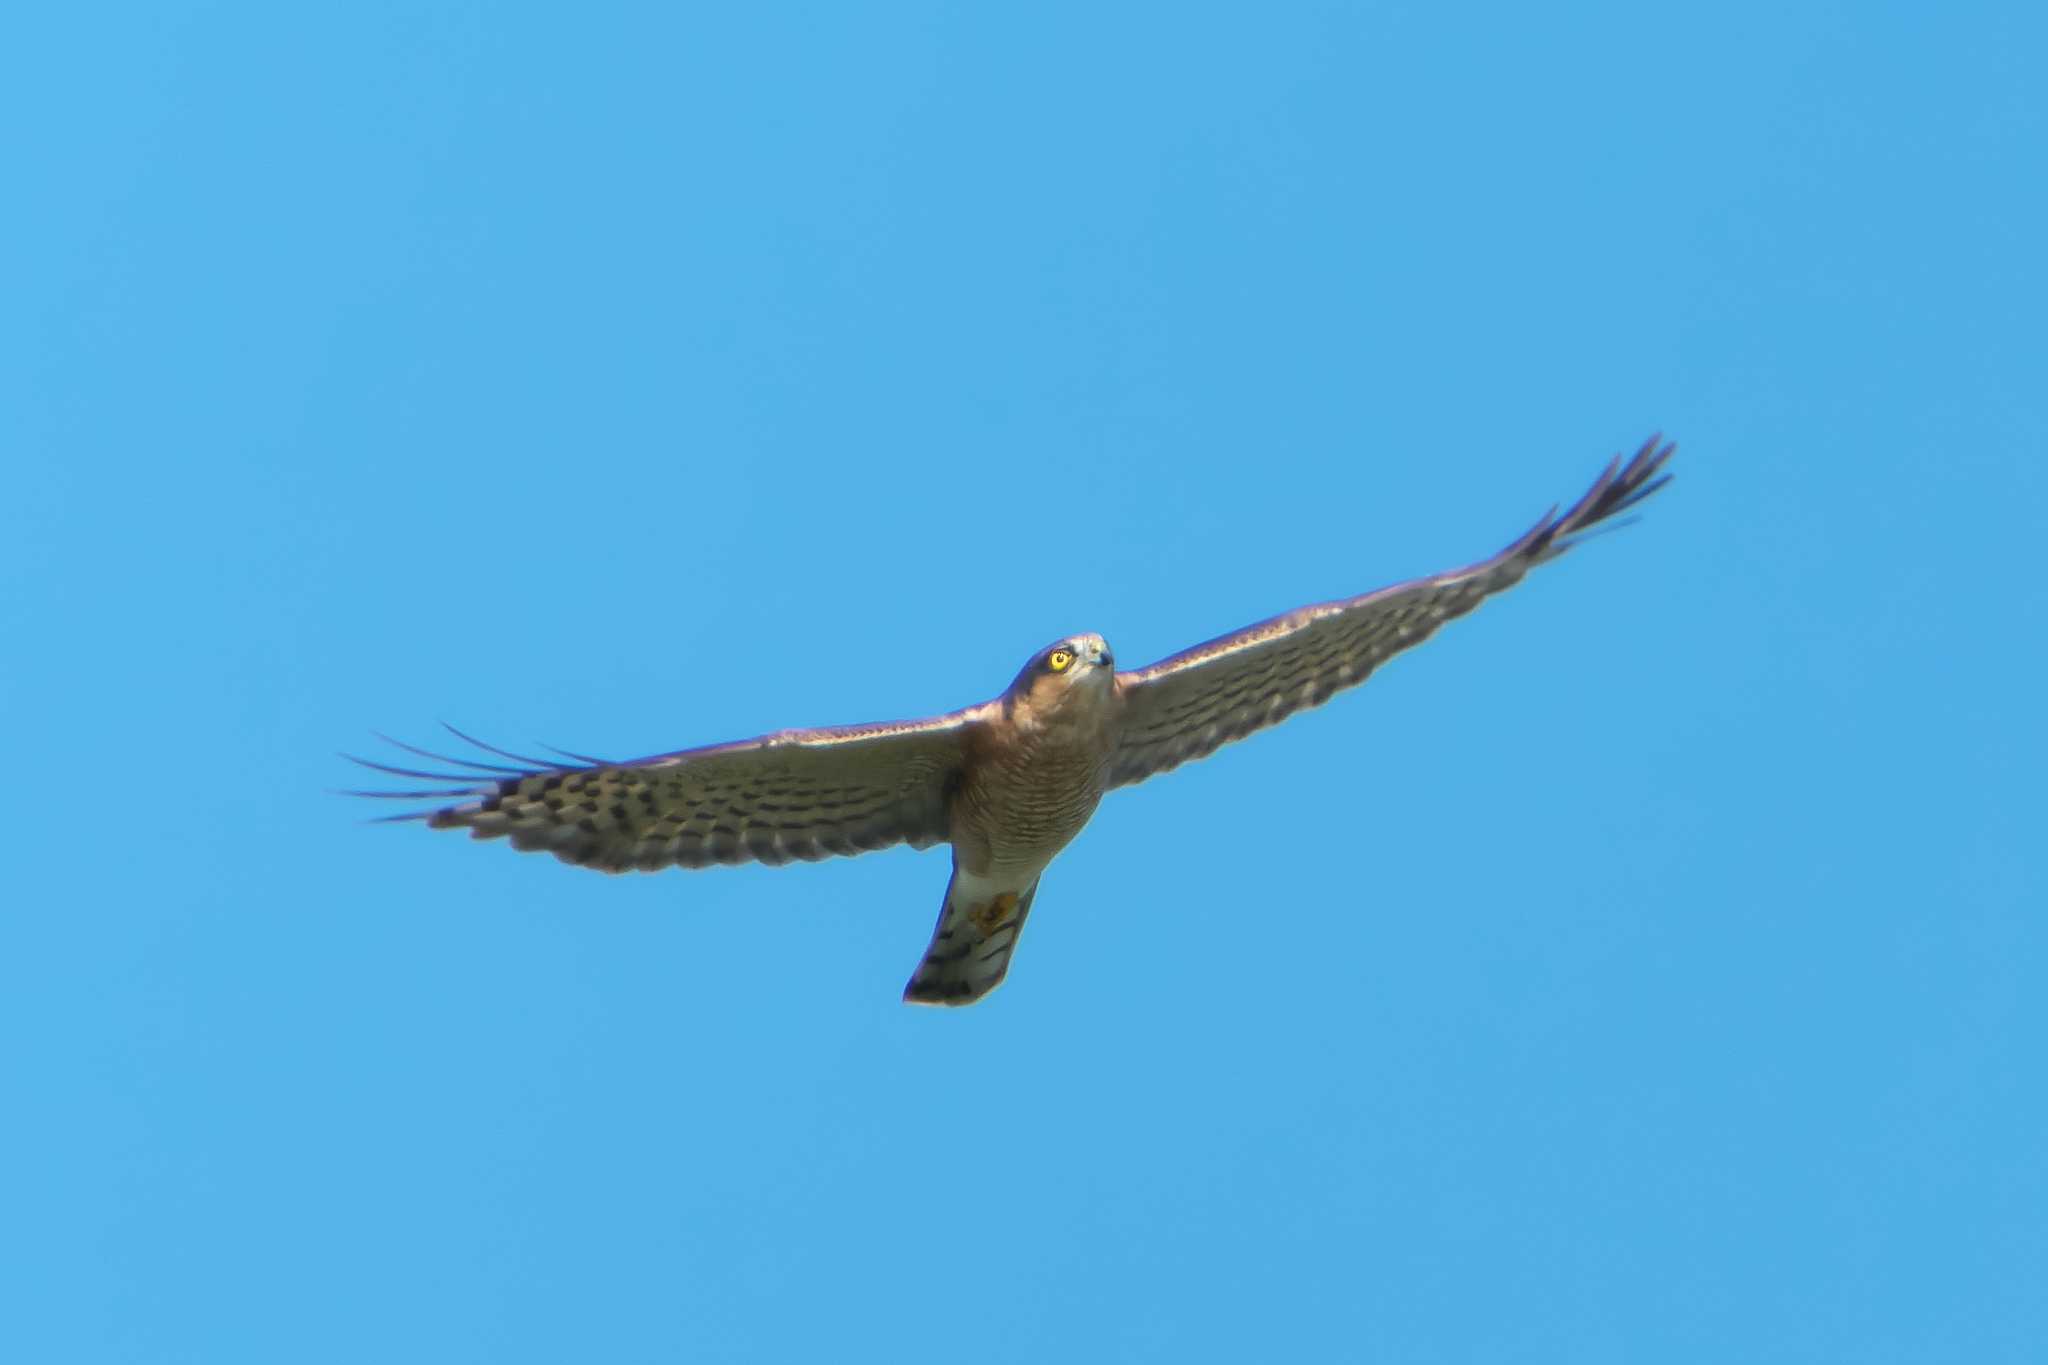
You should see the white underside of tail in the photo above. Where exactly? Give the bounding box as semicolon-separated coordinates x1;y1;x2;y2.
901;864;1042;1007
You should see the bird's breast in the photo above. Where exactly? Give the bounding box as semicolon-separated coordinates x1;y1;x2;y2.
952;717;1114;878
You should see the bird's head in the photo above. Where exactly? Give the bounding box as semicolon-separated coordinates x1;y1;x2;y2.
1007;633;1117;719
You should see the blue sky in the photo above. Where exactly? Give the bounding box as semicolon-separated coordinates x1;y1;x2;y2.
4;2;2042;1360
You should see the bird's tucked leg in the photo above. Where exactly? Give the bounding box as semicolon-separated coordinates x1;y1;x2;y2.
969;893;1020;936
903;873;1041;1007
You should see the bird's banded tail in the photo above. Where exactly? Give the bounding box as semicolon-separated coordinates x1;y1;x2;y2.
903;870;1040;1007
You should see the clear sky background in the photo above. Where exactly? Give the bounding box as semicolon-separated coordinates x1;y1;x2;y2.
4;3;2043;1361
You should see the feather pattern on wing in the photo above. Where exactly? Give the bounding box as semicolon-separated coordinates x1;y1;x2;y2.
347;710;993;872
1106;436;1674;788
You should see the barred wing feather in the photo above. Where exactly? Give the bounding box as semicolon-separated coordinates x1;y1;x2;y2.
1108;438;1673;788
347;709;992;873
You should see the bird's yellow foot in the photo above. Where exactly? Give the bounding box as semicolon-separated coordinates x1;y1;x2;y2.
970;893;1019;935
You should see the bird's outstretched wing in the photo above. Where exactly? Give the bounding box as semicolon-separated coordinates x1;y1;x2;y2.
346;709;994;873
1107;437;1673;788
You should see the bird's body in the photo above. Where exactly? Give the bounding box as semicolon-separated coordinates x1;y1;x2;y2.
954;634;1118;877
912;634;1120;1001
352;439;1674;1005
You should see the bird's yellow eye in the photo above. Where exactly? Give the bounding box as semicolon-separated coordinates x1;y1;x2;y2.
1047;649;1075;672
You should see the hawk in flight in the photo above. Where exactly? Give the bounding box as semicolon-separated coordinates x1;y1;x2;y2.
353;438;1673;1006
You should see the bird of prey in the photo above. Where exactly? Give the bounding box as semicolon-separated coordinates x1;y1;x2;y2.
352;438;1673;1006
